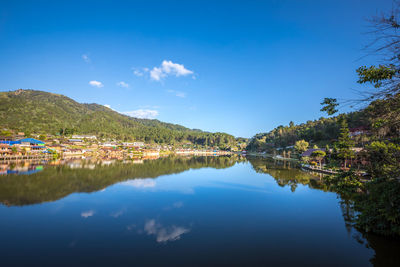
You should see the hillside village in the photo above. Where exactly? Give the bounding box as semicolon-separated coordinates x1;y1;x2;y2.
0;130;234;162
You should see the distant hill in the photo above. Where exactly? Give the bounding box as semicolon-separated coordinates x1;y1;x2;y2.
0;89;236;148
246;93;400;151
247;108;369;151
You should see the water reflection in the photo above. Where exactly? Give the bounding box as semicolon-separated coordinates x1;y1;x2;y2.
0;155;398;266
0;155;241;206
81;210;95;218
246;156;328;192
143;219;191;243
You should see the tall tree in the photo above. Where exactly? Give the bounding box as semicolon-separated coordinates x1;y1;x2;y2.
336;118;354;169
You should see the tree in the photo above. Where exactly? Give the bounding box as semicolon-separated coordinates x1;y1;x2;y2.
294;140;309;154
320;98;339;115
311;150;326;169
0;130;12;136
366;141;400;179
336;118;354;169
325;144;331;160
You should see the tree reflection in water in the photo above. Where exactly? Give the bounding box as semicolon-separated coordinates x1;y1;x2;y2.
246;156;400;267
0;155;242;206
1;155;398;266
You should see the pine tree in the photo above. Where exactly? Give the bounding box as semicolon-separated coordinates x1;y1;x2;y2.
336;118;354;169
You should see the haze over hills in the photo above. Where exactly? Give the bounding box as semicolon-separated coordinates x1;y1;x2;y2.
0;89;238;148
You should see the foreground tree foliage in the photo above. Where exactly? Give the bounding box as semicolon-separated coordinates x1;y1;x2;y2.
325;141;400;236
332;6;400;237
249;4;400;237
356;179;400;236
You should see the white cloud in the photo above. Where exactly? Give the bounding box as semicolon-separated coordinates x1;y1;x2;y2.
103;105;158;119
81;210;95;218
144;219;190;243
133;67;149;77
150;67;165;81
133;69;144;77
162;60;193;76
167;89;186;98
89;80;103;88
117;81;129;88
150;60;194;81
122;109;159;119
82;54;90;63
103;104;118;112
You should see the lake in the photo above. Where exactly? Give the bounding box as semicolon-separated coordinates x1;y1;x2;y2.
0;156;399;266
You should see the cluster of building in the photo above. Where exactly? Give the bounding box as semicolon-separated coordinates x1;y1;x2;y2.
0;132;232;161
0;137;47;156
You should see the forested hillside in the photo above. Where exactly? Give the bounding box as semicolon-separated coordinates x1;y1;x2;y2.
247;94;400;151
0;89;237;148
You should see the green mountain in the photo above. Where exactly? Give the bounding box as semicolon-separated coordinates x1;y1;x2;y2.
0;89;236;147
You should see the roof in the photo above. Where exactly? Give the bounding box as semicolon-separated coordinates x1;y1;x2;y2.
301;148;326;157
0;140;21;145
18;138;45;145
349;126;369;132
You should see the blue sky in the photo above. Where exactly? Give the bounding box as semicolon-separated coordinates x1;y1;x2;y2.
0;0;393;137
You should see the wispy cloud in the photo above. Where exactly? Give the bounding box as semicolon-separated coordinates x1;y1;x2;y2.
81;210;95;218
89;80;103;88
144;219;190;243
117;81;129;88
103;105;159;119
133;70;143;76
122;109;159;119
82;54;90;63
150;60;194;81
133;67;149;77
167;89;186;98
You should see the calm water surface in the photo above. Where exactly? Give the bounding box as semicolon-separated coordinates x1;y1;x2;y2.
0;156;399;266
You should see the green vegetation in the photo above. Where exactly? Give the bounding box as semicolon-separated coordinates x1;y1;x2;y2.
247;156;327;192
0;156;241;206
336;118;355;169
246;110;367;152
311;150;326;168
294;140;309;154
322;7;400;237
246;5;400;238
0;89;240;149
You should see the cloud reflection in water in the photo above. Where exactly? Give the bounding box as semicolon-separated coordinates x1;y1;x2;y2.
81;210;95;218
122;179;156;188
143;219;190;243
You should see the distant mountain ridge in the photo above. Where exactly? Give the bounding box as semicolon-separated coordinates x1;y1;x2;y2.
0;89;236;147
